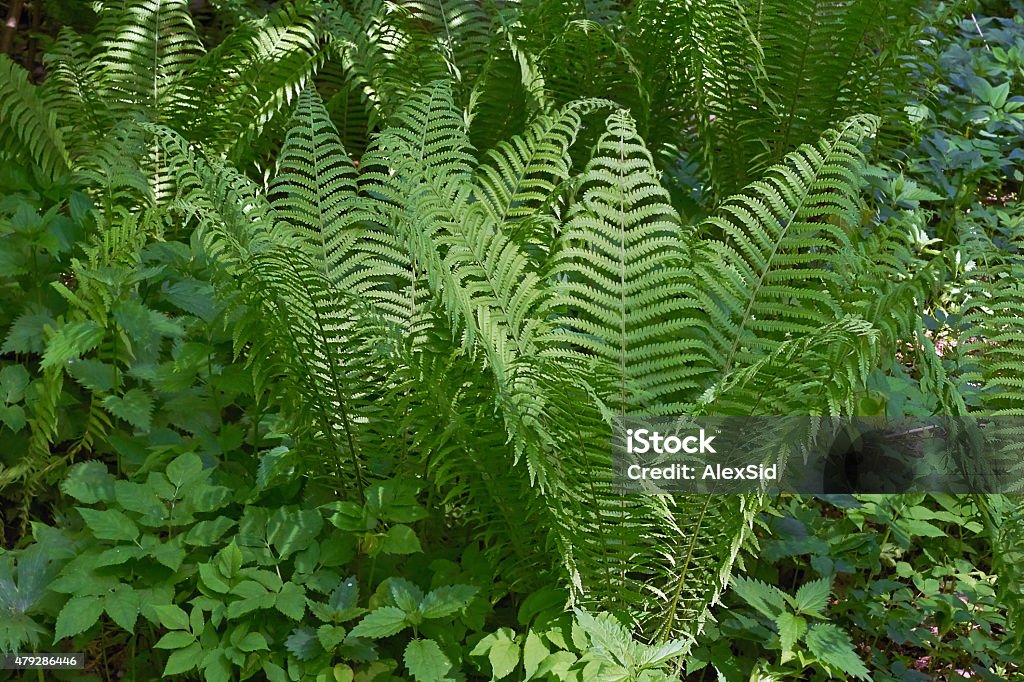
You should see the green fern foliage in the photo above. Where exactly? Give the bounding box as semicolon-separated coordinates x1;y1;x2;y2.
269;87;369;289
0;54;70;179
683;114;880;414
550;110;696;414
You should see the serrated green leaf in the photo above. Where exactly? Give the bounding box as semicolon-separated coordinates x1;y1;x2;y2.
349;606;409;639
405;638;451;682
318;624;348;650
77;507;139;542
54;595;103;641
66;358;118;392
730;577;787;620
286;627;320;661
775;612;805;656
3;305;55;354
389;578;424;613
105;585;139;632
102;389;154;431
793;578;831;617
41;320;103;369
805;623;869;680
62;461;115;503
420;585;478;619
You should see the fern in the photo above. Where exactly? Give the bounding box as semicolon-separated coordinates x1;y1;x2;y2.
682;114;880;413
269;87;373;291
0;54;70;179
550;110;698;414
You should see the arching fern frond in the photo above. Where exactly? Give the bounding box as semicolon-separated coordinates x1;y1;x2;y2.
269;86;374;293
682;114;880;412
150;125;396;499
0;55;71;180
90;0;204;119
550;109;697;414
473;98;612;248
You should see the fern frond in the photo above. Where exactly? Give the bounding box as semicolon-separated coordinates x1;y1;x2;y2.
42;28;111;159
151;124;396;498
550;109;698;414
269;86;375;292
91;0;204;119
0;54;71;179
682;114;880;411
473;98;611;245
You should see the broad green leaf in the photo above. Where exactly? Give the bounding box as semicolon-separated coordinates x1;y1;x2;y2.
188;485;232;512
792;578;831;617
0;364;30;403
216;541;243;578
154;631;197;649
268;507;323;559
420;585;478;619
488;633;520;680
237;632;269;652
523;631;548;680
105;585;140;632
153;604;189;631
0;403;26;431
77;507;139;542
163;643;201;675
349;606;409;639
804;623;869;680
366;480;427;523
184;517;236;546
114;481;165;519
146;536;186;571
101;389;154;431
404;638;451;682
62;461;115;504
166;452;204;488
380;525;421;555
54;595;103;641
275;582;306;620
199;563;230;593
